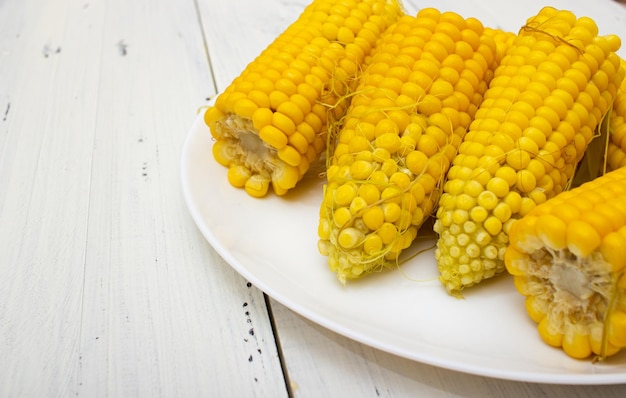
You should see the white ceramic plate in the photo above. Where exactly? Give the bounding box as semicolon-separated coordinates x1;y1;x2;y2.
181;112;626;384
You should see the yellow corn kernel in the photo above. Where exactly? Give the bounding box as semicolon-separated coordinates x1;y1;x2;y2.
334;184;357;207
609;311;626;347
333;207;353;228
277;145;302;167
318;9;499;284
227;165;252;188
363;233;383;255
607;59;626;172
244;175;270;198
206;0;403;197
270;164;299;194
538;316;564;348
562;330;593;359
505;166;626;360
434;7;625;295
338;227;365;249
482;26;516;65
259;125;288;150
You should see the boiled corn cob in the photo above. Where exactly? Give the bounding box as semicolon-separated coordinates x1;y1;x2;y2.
607;60;626;171
205;0;403;197
434;7;625;295
505;166;626;360
317;8;499;283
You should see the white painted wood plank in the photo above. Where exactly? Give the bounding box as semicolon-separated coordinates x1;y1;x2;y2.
0;0;103;395
73;0;287;394
74;0;287;392
0;0;288;396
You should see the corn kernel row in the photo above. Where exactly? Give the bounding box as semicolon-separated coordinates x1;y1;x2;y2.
607;60;626;171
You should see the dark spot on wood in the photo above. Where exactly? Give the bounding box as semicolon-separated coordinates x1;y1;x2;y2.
2;103;9;122
249;328;254;336
242;302;248;307
43;45;61;58
117;40;128;56
248;355;253;362
246;282;252;288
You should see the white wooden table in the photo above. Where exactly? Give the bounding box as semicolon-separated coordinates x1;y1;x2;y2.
2;0;626;396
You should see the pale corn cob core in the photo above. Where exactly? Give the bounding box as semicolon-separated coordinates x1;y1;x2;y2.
205;0;403;197
505;166;626;360
434;6;626;295
317;8;499;283
607;60;626;171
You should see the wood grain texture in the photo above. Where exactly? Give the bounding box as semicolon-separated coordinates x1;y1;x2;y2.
0;0;287;396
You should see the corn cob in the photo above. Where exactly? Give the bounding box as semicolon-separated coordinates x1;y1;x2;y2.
317;8;499;283
434;7;626;295
607;60;626;171
205;0;403;197
505;166;626;360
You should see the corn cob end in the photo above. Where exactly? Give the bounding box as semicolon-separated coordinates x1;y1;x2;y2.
505;168;626;360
